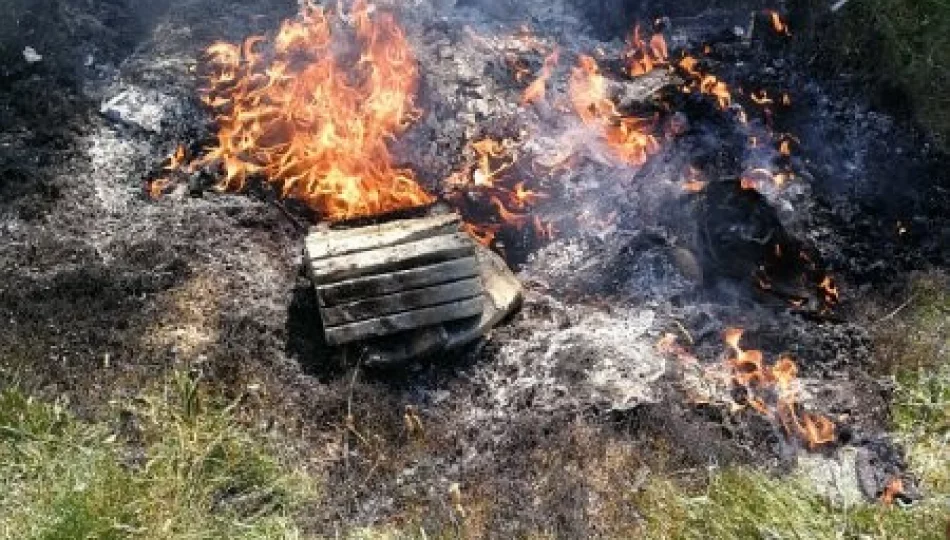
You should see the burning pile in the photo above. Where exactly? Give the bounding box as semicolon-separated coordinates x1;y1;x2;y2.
193;0;433;221
660;328;837;450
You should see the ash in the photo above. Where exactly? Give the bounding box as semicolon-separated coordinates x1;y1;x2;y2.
1;0;947;533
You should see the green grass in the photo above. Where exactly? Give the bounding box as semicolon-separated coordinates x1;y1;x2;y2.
631;466;948;540
0;371;316;540
887;275;950;500
835;0;950;146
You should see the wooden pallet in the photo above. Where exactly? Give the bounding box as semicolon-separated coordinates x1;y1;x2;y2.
304;214;485;346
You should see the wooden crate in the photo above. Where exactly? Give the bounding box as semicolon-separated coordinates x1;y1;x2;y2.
304;213;485;346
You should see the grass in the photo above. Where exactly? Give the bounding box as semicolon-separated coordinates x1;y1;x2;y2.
620;275;950;540
831;0;950;146
0;370;316;540
617;272;950;540
630;466;948;539
886;275;950;501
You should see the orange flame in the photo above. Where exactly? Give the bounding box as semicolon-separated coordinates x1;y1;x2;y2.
700;75;732;109
512;181;547;208
678;56;700;77
682;166;708;193
470;138;514;187
569;55;660;165
751;90;773;106
683;180;708;193
881;477;905;505
195;1;433;221
779;139;792;157
147;178;171;200
767;10;792;36
676;55;735;110
625;25;669;76
165;144;187;171
723;328;836;449
464;222;500;247
445;137;554;247
522;48;560;105
819;275;840;306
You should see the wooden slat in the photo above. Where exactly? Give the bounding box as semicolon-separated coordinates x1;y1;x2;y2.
316;257;479;306
324;297;484;345
308;232;476;284
306;214;461;261
321;278;482;327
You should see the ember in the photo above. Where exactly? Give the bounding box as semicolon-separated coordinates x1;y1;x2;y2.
766;10;792;37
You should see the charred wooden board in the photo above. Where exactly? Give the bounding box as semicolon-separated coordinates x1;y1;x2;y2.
315;257;479;307
305;213;485;346
306;213;461;262
323;297;485;346
308;232;476;284
321;278;483;327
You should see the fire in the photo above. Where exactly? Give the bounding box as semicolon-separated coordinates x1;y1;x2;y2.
700;75;732;109
766;10;792;36
676;56;733;110
682;166;708;193
683;180;707;193
469;138;514;187
464;222;500;247
195;1;433;221
880;477;904;505
657;329;838;450
147;178;171;200
625;25;668;76
723;328;836;449
777;134;798;158
741;168;788;190
779;139;792;157
147;145;190;200
569;55;660;165
522;48;560;105
678;56;700;78
819;275;840;306
512;181;547;208
165;144;187;171
751;90;773;106
444;137;553;247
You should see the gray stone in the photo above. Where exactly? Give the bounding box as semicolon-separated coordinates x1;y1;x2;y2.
797;446;868;508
